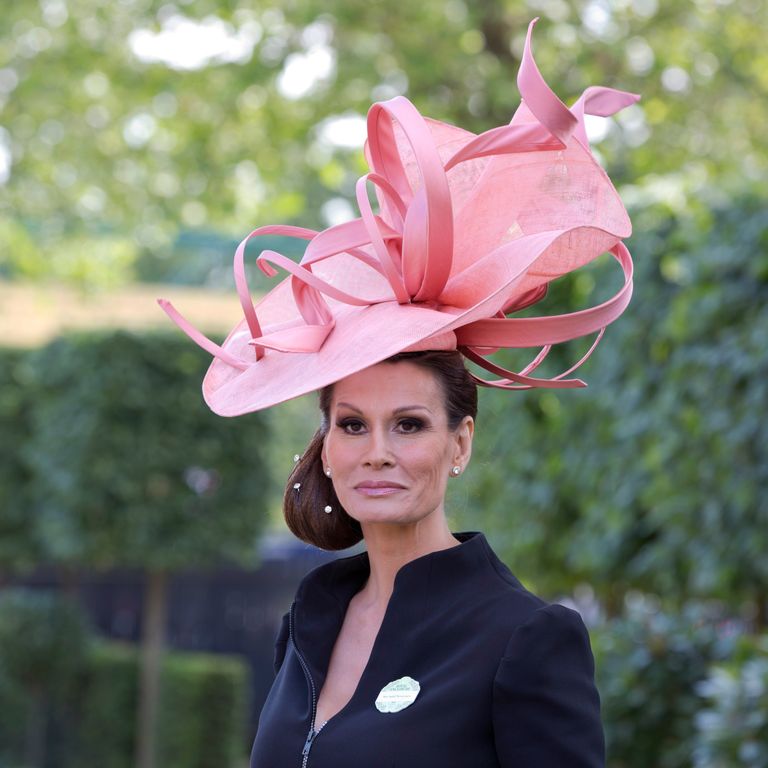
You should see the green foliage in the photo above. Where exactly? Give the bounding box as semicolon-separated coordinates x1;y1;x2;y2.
591;597;735;768
0;587;91;695
0;664;27;765
2;0;766;287
0;588;249;768
609;197;768;606
133;230;306;290
0;588;92;765
0;218;41;279
460;193;768;617
0;222;138;289
0;347;40;570
0;631;249;768
2;330;270;570
76;641;249;768
157;651;248;768
693;635;768;768
76;642;139;768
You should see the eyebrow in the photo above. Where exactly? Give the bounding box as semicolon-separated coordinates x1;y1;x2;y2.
335;402;434;416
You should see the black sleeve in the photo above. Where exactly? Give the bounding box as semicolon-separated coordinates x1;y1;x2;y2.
492;603;605;767
273;610;290;677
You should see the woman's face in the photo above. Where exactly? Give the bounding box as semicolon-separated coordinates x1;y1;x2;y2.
321;361;473;528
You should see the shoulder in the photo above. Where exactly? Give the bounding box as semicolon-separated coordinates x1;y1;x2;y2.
497;602;595;662
492;602;599;710
491;603;605;766
457;534;595;655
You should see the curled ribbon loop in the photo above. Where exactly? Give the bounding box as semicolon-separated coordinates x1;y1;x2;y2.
517;18;578;144
367;96;454;302
355;174;410;303
570;86;641;148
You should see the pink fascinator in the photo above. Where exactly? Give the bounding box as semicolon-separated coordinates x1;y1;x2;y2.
159;18;639;417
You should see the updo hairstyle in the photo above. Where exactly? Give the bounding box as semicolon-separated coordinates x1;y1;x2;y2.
283;350;478;551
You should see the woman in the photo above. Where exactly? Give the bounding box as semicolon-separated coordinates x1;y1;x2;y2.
159;18;638;768
250;350;605;767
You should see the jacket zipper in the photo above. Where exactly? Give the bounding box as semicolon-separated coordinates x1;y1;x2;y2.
300;720;327;768
289;601;327;768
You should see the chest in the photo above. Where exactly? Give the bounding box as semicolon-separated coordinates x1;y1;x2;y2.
314;604;384;724
251;601;507;768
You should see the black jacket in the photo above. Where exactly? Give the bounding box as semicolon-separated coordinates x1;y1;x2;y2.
250;531;605;767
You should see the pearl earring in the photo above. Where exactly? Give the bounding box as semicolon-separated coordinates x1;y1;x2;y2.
324;467;332;477
451;465;461;476
324;505;332;514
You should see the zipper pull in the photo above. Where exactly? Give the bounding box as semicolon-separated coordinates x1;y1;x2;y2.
301;728;317;757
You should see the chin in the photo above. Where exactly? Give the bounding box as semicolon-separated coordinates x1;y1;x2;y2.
346;503;437;528
350;509;415;526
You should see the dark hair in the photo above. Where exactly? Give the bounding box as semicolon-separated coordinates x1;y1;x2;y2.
283;350;478;551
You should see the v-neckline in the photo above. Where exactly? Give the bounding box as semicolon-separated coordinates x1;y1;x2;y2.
311;589;390;728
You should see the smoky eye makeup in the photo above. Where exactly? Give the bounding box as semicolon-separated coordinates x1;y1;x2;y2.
396;416;427;433
336;417;365;433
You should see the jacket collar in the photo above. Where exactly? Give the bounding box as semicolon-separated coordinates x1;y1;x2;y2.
292;531;520;688
296;530;500;606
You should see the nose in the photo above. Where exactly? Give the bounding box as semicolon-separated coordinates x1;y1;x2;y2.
362;424;395;469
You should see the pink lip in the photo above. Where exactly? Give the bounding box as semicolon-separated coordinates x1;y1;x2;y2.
354;481;406;497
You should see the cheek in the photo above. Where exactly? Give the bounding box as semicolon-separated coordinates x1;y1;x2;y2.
403;442;451;489
325;436;356;470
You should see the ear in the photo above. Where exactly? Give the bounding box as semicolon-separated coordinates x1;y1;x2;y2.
452;415;474;469
320;435;328;469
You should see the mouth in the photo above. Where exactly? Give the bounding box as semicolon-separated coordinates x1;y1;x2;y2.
354;481;406;497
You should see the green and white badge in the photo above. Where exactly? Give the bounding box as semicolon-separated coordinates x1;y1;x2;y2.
375;676;421;713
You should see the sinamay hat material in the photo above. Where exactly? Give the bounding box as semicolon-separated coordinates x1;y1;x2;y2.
159;19;639;417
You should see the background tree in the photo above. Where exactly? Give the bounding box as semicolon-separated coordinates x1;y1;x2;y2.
22;330;270;768
2;0;766;287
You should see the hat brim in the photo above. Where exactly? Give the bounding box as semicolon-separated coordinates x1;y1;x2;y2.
203;225;621;415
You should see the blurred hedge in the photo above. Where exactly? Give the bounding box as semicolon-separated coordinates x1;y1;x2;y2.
0;588;248;768
157;650;248;768
693;635;768;768
591;604;768;768
0;348;40;572
0;588;91;766
75;642;138;768
592;598;734;767
78;641;248;768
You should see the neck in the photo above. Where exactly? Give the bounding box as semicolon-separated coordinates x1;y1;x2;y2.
356;512;461;612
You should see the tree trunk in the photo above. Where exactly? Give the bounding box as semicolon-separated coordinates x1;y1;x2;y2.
56;563;81;598
134;569;168;768
756;589;767;633
24;689;46;768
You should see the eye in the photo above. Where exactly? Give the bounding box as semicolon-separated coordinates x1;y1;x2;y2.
396;418;424;434
337;418;366;434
